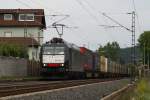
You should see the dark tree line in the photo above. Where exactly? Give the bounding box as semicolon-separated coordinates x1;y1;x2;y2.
98;41;121;62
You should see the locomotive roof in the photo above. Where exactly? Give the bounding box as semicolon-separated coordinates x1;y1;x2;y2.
43;38;80;51
43;37;93;53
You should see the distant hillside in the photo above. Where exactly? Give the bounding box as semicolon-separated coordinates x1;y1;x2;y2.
119;46;141;64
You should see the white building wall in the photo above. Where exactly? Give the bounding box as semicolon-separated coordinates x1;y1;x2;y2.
0;27;43;45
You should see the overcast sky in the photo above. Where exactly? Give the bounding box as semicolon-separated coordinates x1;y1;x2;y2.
0;0;150;50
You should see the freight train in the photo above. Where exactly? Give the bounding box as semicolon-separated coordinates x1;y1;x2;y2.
40;38;131;79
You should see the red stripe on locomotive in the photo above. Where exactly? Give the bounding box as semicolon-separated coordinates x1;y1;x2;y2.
47;63;61;67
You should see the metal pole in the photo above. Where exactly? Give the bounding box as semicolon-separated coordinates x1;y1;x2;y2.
131;11;136;65
131;11;136;81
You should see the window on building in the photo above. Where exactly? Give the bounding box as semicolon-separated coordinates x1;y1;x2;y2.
4;32;12;37
19;14;34;21
4;14;13;20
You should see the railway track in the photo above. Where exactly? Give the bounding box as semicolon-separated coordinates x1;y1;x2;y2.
0;78;120;97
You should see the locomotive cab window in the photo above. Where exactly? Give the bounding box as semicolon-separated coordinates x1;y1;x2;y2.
43;46;64;54
55;47;64;54
43;47;54;54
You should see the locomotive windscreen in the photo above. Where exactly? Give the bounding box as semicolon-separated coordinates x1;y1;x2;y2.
43;46;64;55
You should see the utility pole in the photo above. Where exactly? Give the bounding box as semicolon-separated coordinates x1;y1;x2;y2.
131;11;136;79
131;11;136;66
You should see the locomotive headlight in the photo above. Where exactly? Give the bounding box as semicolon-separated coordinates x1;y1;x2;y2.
61;64;64;66
43;64;46;67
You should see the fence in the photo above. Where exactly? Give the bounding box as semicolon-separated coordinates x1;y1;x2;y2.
27;60;41;76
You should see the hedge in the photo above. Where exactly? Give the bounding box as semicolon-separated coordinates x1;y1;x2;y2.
0;43;28;58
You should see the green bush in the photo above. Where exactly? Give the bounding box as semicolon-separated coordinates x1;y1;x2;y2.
0;43;28;58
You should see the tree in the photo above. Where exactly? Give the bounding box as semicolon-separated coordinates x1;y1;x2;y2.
98;45;106;56
138;31;150;65
98;41;120;62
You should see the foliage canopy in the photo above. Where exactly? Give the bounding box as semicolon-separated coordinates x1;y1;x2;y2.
98;41;120;62
138;31;150;65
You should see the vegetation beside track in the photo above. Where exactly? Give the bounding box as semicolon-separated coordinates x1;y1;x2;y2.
117;78;150;100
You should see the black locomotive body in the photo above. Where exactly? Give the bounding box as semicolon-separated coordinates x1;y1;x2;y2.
40;38;93;78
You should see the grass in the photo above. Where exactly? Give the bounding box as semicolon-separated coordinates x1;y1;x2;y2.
118;78;150;100
134;78;150;100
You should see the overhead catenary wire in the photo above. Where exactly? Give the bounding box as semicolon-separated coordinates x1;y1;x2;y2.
16;0;127;49
76;0;138;49
99;11;137;50
24;0;77;25
82;0;97;13
70;0;103;43
82;0;107;25
77;0;119;45
25;0;55;13
34;0;78;32
72;0;109;42
15;0;33;8
75;0;101;25
102;13;132;32
26;0;73;28
82;0;124;41
29;1;100;40
33;1;85;42
14;0;97;49
25;0;79;30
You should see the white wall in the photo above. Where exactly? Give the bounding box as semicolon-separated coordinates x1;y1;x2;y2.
28;47;40;61
0;57;27;77
0;27;43;45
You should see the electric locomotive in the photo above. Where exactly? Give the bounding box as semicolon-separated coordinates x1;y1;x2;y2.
40;38;93;78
